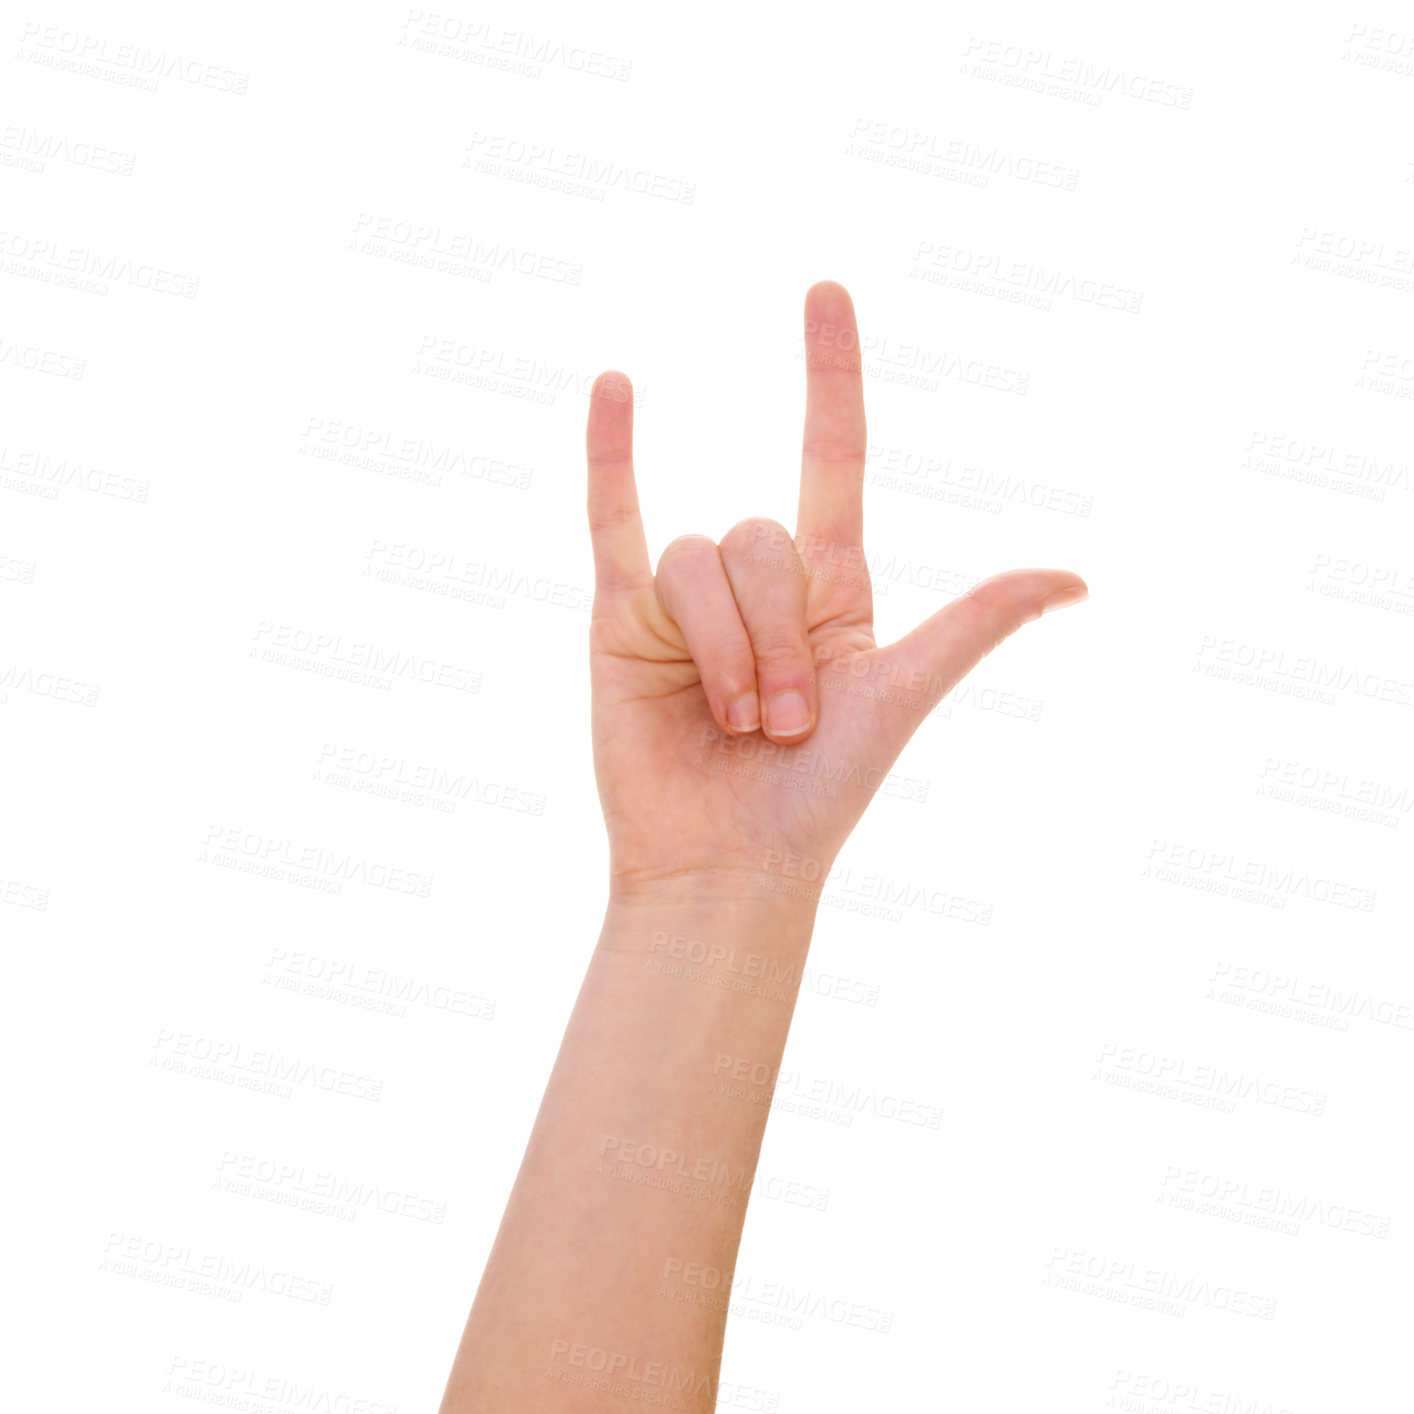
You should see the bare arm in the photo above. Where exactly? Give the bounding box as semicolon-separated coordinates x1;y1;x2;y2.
439;886;815;1412
438;281;1088;1412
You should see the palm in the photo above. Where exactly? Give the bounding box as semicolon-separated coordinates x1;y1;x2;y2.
592;580;883;890
585;283;1087;901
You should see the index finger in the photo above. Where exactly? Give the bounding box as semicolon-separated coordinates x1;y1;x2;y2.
796;281;867;554
586;370;652;595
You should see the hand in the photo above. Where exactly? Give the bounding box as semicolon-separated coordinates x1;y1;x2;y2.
586;281;1087;905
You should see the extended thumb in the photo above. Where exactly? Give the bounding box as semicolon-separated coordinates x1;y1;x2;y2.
885;568;1088;713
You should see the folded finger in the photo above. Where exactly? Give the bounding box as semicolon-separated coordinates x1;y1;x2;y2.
718;517;817;743
655;536;761;733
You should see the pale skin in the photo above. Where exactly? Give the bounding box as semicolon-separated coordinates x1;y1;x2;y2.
437;281;1087;1412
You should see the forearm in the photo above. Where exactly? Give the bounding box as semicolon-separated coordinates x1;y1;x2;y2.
439;882;818;1413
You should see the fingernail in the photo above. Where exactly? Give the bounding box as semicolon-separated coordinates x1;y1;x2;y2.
1041;585;1089;616
726;692;760;732
765;690;812;737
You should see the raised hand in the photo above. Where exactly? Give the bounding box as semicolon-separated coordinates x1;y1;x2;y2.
586;281;1087;904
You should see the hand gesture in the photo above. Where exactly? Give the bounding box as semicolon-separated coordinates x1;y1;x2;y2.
586;281;1087;904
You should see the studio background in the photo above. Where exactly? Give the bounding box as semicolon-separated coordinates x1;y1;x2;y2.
4;2;1410;1409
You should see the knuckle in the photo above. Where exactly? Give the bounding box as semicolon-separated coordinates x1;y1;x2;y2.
750;631;812;670
587;504;639;534
721;516;793;560
687;626;754;674
657;533;718;573
708;662;756;700
705;632;755;668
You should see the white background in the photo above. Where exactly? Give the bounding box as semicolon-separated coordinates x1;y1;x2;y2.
4;2;1411;1410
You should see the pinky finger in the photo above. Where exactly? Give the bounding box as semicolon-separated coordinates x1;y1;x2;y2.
586;371;652;596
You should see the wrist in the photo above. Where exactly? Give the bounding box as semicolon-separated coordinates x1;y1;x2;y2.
607;847;836;912
599;868;819;965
